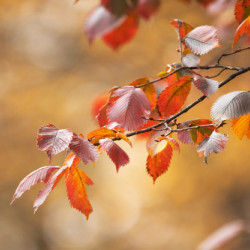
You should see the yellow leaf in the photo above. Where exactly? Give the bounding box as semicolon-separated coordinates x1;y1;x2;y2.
232;114;250;140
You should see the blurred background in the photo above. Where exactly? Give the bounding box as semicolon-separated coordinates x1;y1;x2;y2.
1;0;250;249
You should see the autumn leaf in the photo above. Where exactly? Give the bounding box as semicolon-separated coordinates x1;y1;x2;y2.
157;75;192;117
87;127;132;146
232;113;250;140
211;91;250;121
99;138;130;172
92;93;109;119
69;134;99;164
170;19;193;41
193;74;218;97
107;86;151;131
85;6;126;43
197;131;228;163
182;49;200;67
233;16;250;47
177;119;216;144
137;0;161;20
65;167;93;219
184;25;219;55
147;137;179;183
102;14;139;50
11;166;60;204
37;124;73;163
234;0;250;24
129;77;157;111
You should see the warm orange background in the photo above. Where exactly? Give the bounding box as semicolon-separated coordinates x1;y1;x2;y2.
1;1;250;249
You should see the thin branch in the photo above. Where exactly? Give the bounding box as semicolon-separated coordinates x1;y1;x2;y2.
178;22;183;61
206;68;227;79
217;46;250;65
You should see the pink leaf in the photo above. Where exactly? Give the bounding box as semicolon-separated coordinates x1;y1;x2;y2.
11;166;60;204
107;86;150;131
137;0;161;20
184;25;219;55
197;131;228;163
99;138;129;172
33;165;68;212
37;124;73;162
193;74;218;97
69;135;99;164
84;6;125;43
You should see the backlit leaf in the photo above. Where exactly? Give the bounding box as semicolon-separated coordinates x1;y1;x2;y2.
102;14;139;50
85;6;125;43
11;166;60;204
65;167;93;219
197;131;228;163
129;77;157;111
99;138;130;172
193;74;218;97
231;113;250;139
157;76;192;117
146;139;173;183
137;0;161;20
182;49;200;67
170;19;193;41
87;127;132;146
92;93;109;119
184;25;219;55
177;119;215;144
69;135;99;164
33;153;80;212
211;91;250;121
235;0;250;23
233;16;250;47
107;86;151;131
37;124;73;163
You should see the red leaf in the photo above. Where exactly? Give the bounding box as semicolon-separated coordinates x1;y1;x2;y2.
193;74;218;97
107;86;151;131
233;16;250;47
170;19;193;41
101;0;138;16
102;14;139;50
85;6;125;43
197;131;228;163
11;166;60;204
92;93;109;119
184;25;219;55
69;135;99;164
99;138;130;172
157;76;192;117
235;0;250;23
146;140;173;183
137;0;161;20
65;167;94;219
37;124;73;162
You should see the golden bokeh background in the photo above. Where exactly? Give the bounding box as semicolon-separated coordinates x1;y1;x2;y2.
1;0;250;249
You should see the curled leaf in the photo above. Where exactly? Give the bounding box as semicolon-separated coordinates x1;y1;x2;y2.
193;74;218;97
197;131;228;163
233;16;250;47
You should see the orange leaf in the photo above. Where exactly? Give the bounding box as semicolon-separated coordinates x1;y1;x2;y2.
146;140;173;183
65;167;93;219
235;0;250;23
87;127;132;146
103;14;139;50
157;76;192;117
233;16;250;47
170;19;193;41
232;113;250;140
